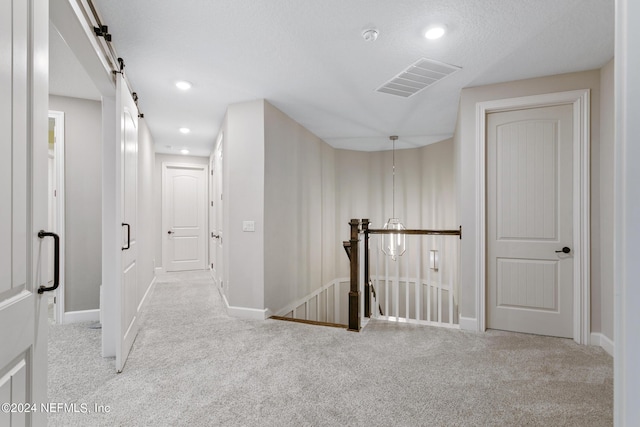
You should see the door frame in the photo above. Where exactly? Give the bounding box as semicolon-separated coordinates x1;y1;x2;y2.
50;0;123;360
48;110;66;324
475;89;590;344
161;162;209;272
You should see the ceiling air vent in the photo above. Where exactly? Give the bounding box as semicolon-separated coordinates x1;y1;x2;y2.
376;58;461;98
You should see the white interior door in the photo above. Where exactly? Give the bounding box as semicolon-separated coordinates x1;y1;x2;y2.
0;0;48;425
209;155;215;277
213;139;224;291
162;163;207;272
117;74;139;372
486;104;574;338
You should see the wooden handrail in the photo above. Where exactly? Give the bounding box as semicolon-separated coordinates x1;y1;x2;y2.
366;226;462;239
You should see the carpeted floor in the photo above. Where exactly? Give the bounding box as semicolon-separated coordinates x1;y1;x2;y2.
48;271;613;426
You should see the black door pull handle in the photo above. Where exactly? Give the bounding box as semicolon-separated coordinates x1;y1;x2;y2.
555;247;571;254
122;223;131;250
167;230;174;235
38;230;60;294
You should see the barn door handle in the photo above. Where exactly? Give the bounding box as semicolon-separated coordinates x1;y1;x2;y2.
555;247;571;254
122;223;131;250
38;230;60;294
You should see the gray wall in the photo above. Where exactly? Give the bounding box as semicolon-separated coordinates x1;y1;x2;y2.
49;95;102;312
154;153;210;270
454;67;612;339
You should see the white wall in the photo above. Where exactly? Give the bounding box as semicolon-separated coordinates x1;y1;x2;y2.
333;140;457;275
454;69;605;329
153;153;209;270
264;101;329;313
49;95;102;312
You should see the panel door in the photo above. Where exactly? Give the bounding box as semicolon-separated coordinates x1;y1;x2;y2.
209;155;215;278
0;0;48;425
213;140;224;292
117;75;139;372
163;164;207;272
486;104;574;338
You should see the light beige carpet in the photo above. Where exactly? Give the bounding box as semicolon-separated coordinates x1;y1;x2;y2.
48;271;613;426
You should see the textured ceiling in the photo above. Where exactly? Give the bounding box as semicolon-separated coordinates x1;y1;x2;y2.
52;0;614;155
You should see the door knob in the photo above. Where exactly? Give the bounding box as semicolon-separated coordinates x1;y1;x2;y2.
167;230;174;235
555;247;571;254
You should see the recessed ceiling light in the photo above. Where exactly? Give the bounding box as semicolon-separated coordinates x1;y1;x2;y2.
425;26;446;40
175;81;192;90
179;127;190;134
180;149;190;155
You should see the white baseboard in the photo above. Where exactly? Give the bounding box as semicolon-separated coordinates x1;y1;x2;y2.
154;267;164;274
64;309;100;324
222;294;269;320
591;332;615;356
459;316;478;331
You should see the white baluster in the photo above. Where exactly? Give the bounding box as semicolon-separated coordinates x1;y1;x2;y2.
385;253;389;318
427;235;432;323
405;240;410;321
415;237;421;321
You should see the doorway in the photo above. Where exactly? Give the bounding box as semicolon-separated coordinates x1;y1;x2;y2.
162;163;208;272
47;111;66;324
210;134;224;291
475;89;591;344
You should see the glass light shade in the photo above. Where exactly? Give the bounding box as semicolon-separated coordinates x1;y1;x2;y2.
382;218;406;261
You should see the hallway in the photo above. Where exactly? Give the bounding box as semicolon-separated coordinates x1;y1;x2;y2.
48;271;613;426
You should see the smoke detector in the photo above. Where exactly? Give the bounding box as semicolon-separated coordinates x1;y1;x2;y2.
362;29;379;42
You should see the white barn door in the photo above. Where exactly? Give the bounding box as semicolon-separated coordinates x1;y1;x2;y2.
486;104;574;338
0;0;48;425
117;75;139;372
162;163;207;272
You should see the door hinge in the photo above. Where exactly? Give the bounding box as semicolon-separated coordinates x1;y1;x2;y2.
211;263;213;269
221;194;223;200
211;201;214;207
211;232;214;238
54;296;56;304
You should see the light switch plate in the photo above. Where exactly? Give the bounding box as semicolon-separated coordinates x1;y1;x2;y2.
242;221;255;232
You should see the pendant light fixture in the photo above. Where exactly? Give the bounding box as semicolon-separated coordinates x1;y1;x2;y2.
382;135;406;260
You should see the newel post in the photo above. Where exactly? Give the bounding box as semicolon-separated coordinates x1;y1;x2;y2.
348;219;361;331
